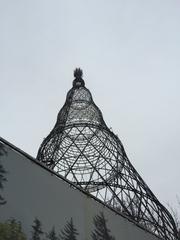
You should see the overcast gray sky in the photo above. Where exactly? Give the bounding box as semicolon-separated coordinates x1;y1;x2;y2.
0;0;180;210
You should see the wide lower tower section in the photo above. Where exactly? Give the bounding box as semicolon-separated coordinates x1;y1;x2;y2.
37;69;178;240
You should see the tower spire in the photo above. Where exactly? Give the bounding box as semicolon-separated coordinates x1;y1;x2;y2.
37;70;178;240
73;68;85;88
74;68;83;79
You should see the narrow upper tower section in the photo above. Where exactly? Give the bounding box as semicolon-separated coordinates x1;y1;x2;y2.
37;69;178;240
52;68;106;130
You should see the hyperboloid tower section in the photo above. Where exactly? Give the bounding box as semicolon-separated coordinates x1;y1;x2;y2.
37;69;178;240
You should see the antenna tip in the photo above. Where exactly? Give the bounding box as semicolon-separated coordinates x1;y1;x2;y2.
74;68;83;79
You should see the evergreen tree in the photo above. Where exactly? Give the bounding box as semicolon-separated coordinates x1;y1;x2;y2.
0;218;27;240
0;163;6;205
0;143;7;205
59;218;78;240
46;226;58;240
91;212;115;240
0;142;7;205
31;218;43;240
0;143;6;157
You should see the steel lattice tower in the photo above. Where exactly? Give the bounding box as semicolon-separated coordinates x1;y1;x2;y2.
37;69;178;240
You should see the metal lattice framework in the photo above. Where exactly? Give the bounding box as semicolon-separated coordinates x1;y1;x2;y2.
37;69;178;240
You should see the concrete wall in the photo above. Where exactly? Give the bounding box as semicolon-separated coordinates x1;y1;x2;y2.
0;139;160;240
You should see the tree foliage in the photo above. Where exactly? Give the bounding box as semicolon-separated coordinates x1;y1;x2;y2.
91;212;115;240
46;226;58;240
0;219;27;240
31;218;43;240
59;218;79;240
0;163;6;205
0;143;6;158
0;142;7;205
167;197;180;239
